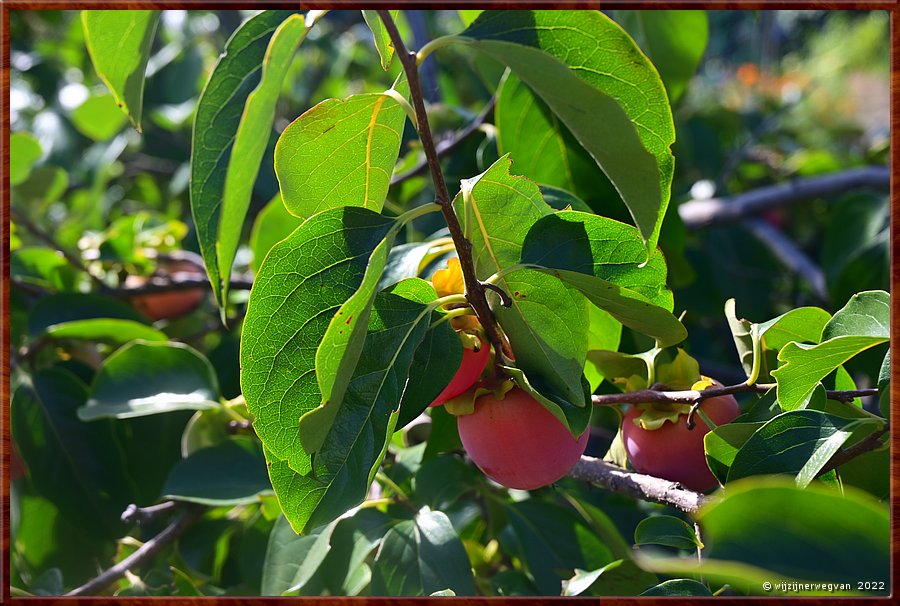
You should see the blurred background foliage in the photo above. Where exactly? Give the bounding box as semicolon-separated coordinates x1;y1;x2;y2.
9;9;889;596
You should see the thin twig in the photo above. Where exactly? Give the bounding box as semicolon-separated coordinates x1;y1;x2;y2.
679;166;889;229
744;218;828;302
10;206;107;290
591;382;879;406
120;501;179;526
102;273;255;298
66;504;205;596
390;96;496;187
378;11;512;364
569;456;712;515
818;426;888;475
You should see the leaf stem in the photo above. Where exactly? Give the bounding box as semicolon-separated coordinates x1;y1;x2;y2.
415;34;460;64
377;11;512;365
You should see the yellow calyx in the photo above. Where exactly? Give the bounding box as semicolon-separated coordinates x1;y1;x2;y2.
432;258;481;331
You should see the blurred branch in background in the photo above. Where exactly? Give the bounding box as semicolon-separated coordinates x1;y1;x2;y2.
66;504;206;597
744;217;827;301
679;166;889;229
390;95;496;187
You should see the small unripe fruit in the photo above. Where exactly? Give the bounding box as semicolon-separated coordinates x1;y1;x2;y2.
622;391;740;492
458;387;589;490
428;338;490;407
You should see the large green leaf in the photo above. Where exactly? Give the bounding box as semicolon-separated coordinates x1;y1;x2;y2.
317;508;393;595
261;515;338;596
81;10;160;131
454;155;588;407
614;11;708;102
191;10;296;309
561;560;659;596
641;579;712;596
241;206;396;469
275;79;409;219
217;14;313;304
249;194;304;273
11;368;133;539
773;291;889;411
460;10;675;252
371;508;476;596
703;421;765;485
495;72;600;193
504;499;614;595
79;341;220;420
726;410;882;486
27;292;166;344
584;306;622;392
162;437;272;506
261;281;450;533
522;211;674;309
700;479;888;588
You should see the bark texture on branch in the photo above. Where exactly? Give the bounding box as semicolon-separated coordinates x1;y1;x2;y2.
569;456;712;515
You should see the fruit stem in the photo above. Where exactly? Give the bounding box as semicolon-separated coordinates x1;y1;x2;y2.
430;306;476;329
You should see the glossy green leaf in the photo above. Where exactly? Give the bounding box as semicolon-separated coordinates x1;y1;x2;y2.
43;318;166;344
218;14;312;304
584;306;622;392
275;79;409;219
460;10;675;252
81;10;160;130
699;479;888;588
412;455;479;510
80;341;220;420
640;579;712;596
162;437;272;505
242;206;396;469
261;281;448;533
249;194;303;273
614;11;708;102
726;410;882;486
520;266;686;348
71;94;128;141
28;293;149;336
758;306;832;351
362;10;399;69
191;10;296;309
772;291;888;411
371;508;475;596
11;368;133;538
10;132;42;186
262;515;338;596
455;156;588;407
318;508;393;595
562;560;658;597
300;233;404;454
634;515;701;550
505;499;614;595
522;211;675;309
495;72;600;194
704;421;765;485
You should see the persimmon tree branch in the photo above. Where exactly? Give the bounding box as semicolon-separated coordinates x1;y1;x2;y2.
378;11;512;362
679;166;889;229
569;456;711;515
590;382;879;406
66;503;205;596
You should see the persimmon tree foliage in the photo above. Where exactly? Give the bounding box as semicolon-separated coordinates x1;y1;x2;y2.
9;9;891;598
